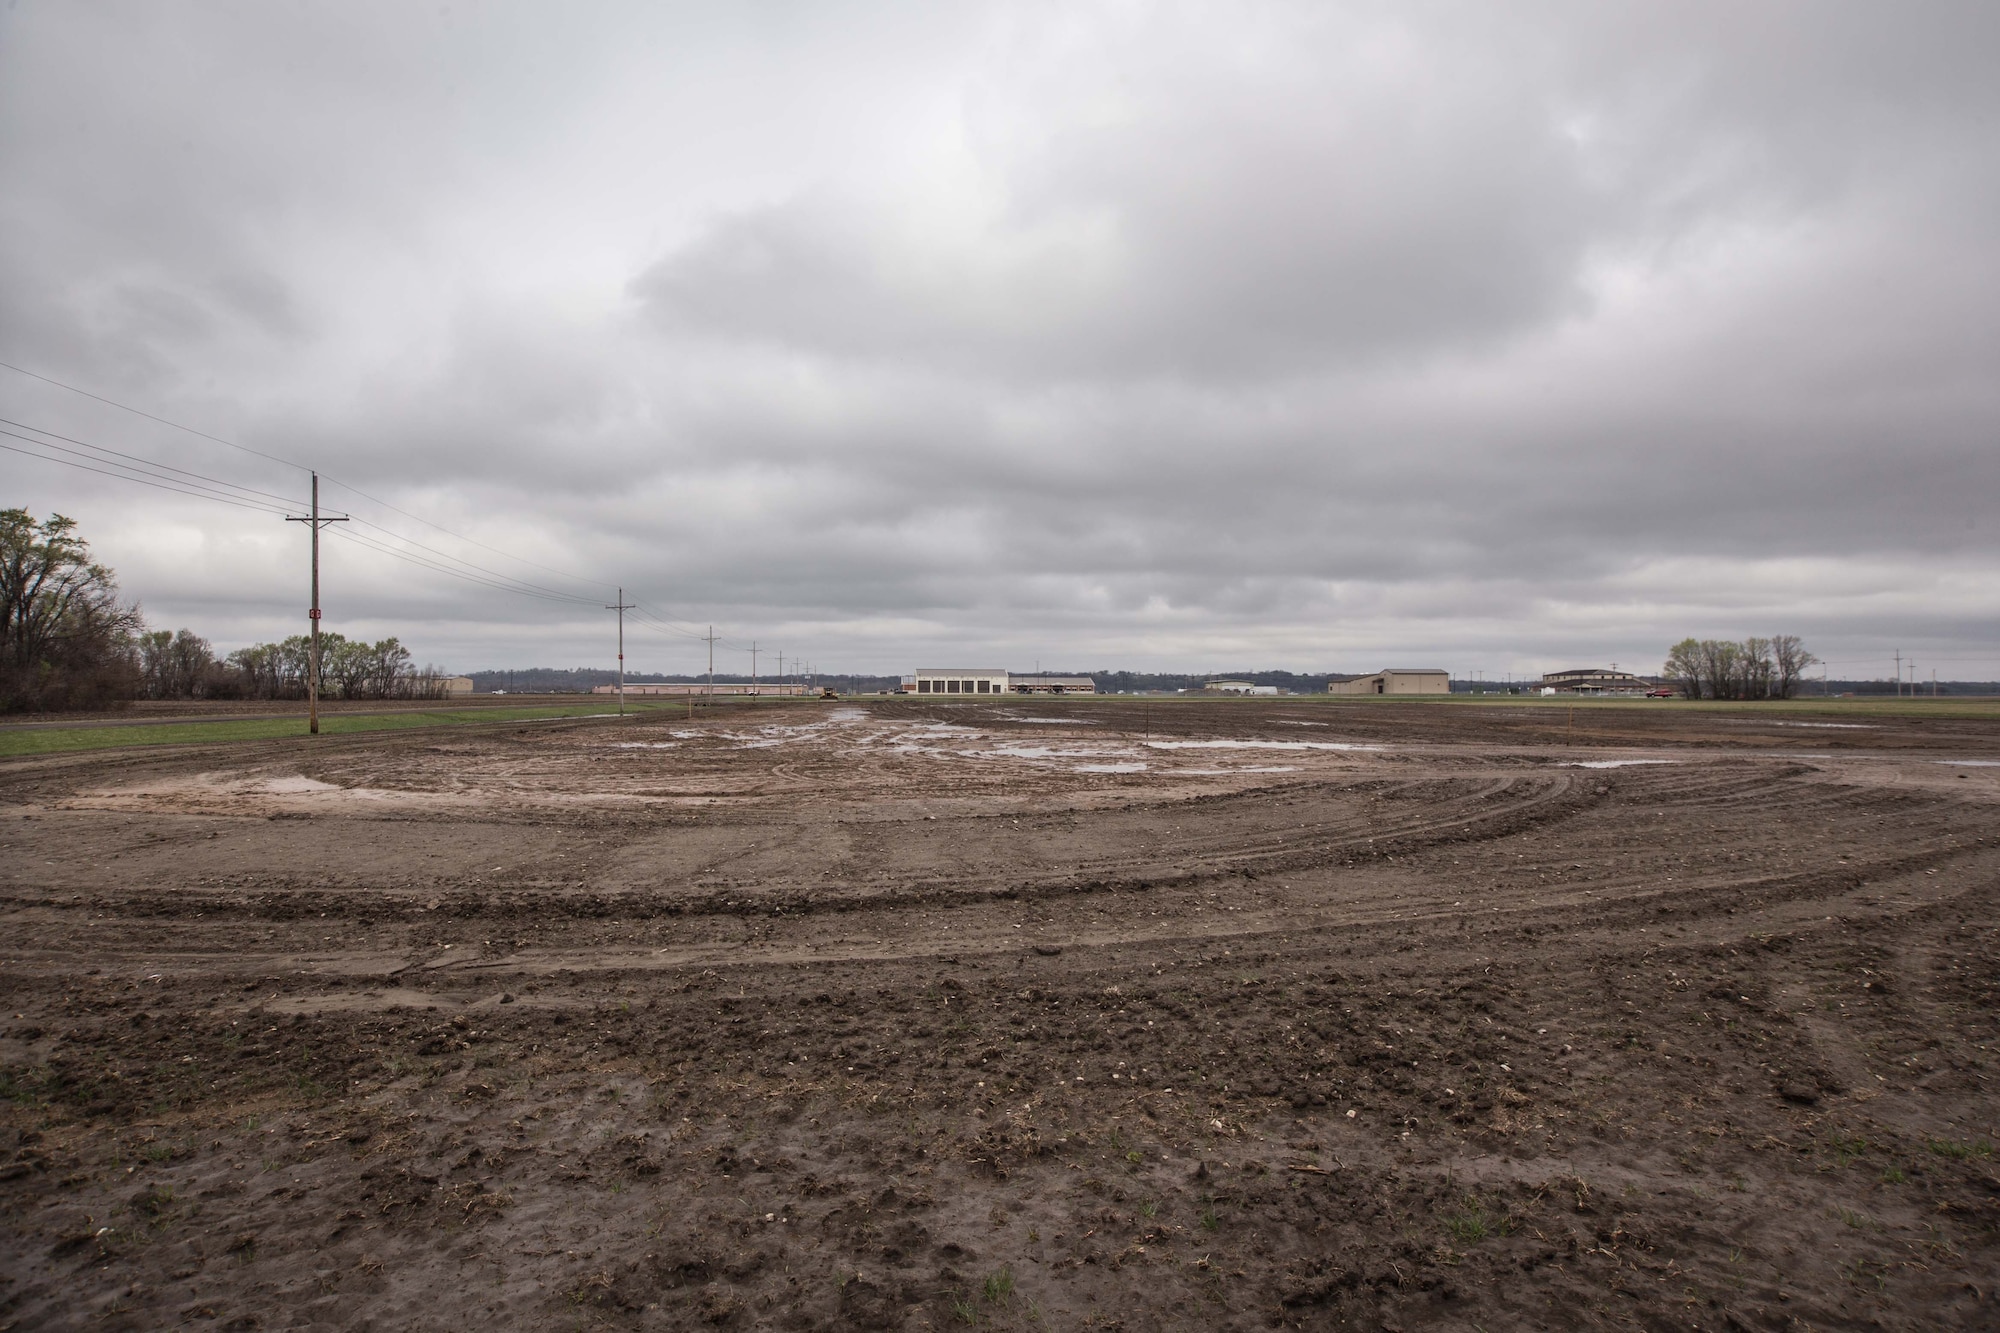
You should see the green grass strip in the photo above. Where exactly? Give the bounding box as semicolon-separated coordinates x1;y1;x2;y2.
0;702;678;757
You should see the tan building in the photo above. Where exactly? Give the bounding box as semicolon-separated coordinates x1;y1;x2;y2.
1327;669;1450;696
442;676;476;697
1009;674;1095;695
1538;668;1654;696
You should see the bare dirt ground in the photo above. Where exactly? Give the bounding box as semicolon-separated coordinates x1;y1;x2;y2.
2;697;1997;1331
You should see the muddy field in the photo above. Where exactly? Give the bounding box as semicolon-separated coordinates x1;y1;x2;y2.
2;697;1997;1331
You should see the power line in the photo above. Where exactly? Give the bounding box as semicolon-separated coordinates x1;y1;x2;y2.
628;606;718;643
7;424;590;607
0;357;308;473
5;361;772;667
5;408;605;608
0;416;300;507
0;432;293;517
341;514;604;605
325;526;602;605
317;475;617;593
1;357;616;595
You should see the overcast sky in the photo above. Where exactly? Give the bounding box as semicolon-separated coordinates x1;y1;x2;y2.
4;2;1996;680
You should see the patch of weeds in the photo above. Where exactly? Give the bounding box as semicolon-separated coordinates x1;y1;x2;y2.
1139;1200;1158;1219
981;1267;1014;1303
1444;1200;1490;1244
1199;1206;1220;1233
1106;1127;1126;1152
1926;1137;1992;1161
131;1184;175;1220
1880;1166;1907;1185
1828;1134;1868;1167
950;1292;979;1325
1831;1206;1873;1230
1846;1257;1888;1292
143;1143;173;1163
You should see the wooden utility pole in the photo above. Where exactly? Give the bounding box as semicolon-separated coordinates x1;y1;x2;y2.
606;587;634;716
750;641;758;695
285;472;347;735
705;626;717;698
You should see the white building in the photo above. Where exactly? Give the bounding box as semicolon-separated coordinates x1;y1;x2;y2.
1203;680;1277;695
910;668;1011;696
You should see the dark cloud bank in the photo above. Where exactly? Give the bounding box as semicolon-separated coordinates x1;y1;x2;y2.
3;2;1996;678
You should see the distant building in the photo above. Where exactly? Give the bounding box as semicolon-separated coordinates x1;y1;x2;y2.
910;669;1011;696
904;670;1096;695
1538;668;1655;696
1010;674;1096;695
1202;680;1278;695
591;683;813;696
442;676;475;696
1327;669;1450;696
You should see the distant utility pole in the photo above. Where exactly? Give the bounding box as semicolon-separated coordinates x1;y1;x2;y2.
705;626;717;698
284;472;347;736
777;651;784;692
1894;649;1902;698
606;587;634;716
750;641;758;695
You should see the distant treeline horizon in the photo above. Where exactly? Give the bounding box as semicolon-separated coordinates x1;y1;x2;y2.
465;668;2000;696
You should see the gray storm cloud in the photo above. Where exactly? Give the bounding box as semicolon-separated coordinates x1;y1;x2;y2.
1;2;1995;679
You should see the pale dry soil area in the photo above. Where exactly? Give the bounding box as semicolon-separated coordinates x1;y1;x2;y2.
2;698;1998;1331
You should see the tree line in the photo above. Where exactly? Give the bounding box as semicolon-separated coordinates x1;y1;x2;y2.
137;627;447;702
1662;635;1818;700
3;507;448;712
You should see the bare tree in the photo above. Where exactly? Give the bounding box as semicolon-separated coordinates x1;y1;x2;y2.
1739;637;1773;699
139;628;217;699
1701;640;1740;701
1662;635;1816;701
1663;639;1704;698
1771;635;1819;699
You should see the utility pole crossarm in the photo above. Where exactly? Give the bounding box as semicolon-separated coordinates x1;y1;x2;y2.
284;471;349;736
